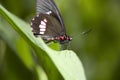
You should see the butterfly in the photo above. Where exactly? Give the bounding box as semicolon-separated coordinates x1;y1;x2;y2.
30;0;72;44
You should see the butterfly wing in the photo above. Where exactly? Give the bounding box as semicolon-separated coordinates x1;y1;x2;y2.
36;0;66;34
31;13;64;39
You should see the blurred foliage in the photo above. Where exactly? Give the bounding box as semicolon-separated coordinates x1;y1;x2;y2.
0;0;120;80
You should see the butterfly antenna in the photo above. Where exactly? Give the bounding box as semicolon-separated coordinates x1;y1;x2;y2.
71;28;92;39
81;28;92;35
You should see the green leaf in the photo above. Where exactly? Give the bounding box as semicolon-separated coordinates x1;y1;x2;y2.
0;15;34;70
0;5;86;80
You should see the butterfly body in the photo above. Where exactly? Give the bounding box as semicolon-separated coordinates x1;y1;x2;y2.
30;0;72;44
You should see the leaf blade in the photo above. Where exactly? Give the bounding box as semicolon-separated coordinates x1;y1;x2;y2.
0;5;86;80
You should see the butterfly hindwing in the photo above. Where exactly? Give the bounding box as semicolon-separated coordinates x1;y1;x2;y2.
31;13;64;38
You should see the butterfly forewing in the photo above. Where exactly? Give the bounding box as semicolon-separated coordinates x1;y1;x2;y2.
36;0;66;33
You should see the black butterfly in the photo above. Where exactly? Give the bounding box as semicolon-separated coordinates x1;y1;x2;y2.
30;0;72;44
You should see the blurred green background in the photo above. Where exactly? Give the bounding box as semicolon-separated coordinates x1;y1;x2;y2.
0;0;120;80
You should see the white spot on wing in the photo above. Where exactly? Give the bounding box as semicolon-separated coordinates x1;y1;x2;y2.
39;25;46;28
44;19;47;22
40;32;44;34
41;21;46;25
46;11;52;14
36;14;39;17
40;28;46;31
32;18;35;20
31;27;33;31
